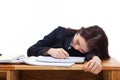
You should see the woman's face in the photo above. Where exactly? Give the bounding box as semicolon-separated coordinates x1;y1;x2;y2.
72;33;89;53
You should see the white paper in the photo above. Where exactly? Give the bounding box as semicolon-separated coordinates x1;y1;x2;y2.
24;56;74;67
0;55;25;63
0;55;84;67
36;56;85;63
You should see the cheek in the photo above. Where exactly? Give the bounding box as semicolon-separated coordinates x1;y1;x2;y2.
73;39;77;45
73;45;80;51
72;41;77;48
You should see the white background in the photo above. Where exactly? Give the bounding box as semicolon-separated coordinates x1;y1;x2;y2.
0;0;120;61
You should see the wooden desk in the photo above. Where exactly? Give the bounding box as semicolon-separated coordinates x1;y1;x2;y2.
0;64;17;80
0;58;120;80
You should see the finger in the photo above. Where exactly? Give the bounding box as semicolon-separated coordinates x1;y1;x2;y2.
92;65;102;74
59;52;67;59
52;51;63;59
86;60;95;72
89;61;102;74
84;61;91;71
56;52;65;59
61;49;69;58
52;53;61;59
90;63;98;73
57;50;68;59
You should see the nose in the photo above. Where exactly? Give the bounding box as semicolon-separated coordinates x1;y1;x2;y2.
74;46;86;53
74;45;80;51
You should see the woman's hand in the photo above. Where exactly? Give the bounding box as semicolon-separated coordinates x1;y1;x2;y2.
45;48;69;59
84;56;102;74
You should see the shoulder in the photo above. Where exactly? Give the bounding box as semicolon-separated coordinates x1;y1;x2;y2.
55;26;67;31
52;26;67;35
55;26;77;36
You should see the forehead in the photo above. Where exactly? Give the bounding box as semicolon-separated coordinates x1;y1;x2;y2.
77;34;89;51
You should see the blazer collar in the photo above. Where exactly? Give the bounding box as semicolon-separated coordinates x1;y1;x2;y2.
64;33;75;50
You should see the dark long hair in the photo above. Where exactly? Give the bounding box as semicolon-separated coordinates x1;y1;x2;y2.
67;25;110;60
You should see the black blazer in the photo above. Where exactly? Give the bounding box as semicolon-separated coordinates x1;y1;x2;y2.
27;26;95;61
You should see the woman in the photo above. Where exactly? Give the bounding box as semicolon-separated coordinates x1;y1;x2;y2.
27;25;110;74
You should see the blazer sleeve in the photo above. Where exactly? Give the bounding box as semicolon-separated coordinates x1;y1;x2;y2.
85;51;96;61
27;26;66;57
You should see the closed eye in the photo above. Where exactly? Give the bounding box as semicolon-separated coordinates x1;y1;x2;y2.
81;49;87;53
77;40;80;46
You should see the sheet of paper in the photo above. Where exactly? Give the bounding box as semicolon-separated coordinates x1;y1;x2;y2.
0;55;25;63
24;56;74;67
36;56;85;63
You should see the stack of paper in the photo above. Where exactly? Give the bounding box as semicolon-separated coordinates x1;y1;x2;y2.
36;56;85;63
0;55;85;67
24;56;75;67
24;56;85;67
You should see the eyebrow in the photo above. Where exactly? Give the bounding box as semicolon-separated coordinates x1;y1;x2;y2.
77;40;85;52
78;40;88;53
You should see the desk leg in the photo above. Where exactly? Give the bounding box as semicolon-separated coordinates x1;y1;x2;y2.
103;70;120;80
6;70;19;80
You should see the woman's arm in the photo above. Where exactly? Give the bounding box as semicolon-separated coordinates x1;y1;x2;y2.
84;56;102;74
27;26;66;56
